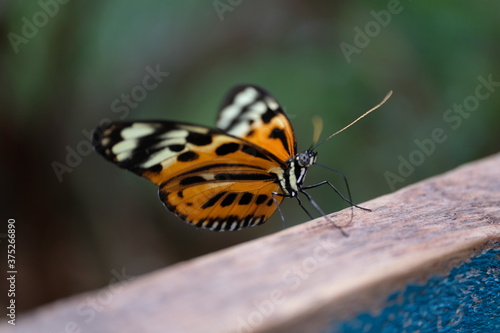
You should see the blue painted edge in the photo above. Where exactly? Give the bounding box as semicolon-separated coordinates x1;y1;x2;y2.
326;246;500;333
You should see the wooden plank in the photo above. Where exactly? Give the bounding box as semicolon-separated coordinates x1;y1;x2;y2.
7;153;500;333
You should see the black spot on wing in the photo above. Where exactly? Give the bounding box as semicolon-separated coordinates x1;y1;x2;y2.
180;176;206;186
187;132;212;146
214;173;275;181
148;164;163;173
221;193;237;207
269;127;289;154
181;163;266;175
256;194;268;205
202;192;226;209
238;192;253;205
216;142;239;156
194;219;205;228
225;215;239;224
243;215;254;228
267;198;274;206
177;151;199;162
169;144;185;152
262;109;275;123
241;145;271;161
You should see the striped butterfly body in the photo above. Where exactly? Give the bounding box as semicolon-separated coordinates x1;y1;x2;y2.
93;85;385;231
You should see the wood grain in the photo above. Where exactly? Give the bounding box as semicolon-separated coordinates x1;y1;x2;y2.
8;153;500;333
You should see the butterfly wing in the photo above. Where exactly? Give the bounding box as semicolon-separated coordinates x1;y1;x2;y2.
217;85;297;162
160;162;284;231
93;121;286;231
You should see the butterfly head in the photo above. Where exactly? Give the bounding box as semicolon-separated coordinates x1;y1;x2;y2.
297;149;317;168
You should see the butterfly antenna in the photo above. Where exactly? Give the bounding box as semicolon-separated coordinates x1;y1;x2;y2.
313;90;393;150
311;116;323;147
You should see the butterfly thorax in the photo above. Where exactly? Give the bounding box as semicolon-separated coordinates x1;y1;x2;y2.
280;150;317;197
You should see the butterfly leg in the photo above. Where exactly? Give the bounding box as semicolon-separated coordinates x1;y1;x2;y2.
314;164;356;209
299;189;349;237
302;181;371;211
272;192;289;229
294;194;314;220
273;192;319;230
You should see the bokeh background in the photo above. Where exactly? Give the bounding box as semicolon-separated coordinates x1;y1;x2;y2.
1;0;499;313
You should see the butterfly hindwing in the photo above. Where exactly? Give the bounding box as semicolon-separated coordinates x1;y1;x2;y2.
93;121;286;231
217;85;297;162
160;163;284;231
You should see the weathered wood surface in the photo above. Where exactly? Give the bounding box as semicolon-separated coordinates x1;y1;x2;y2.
7;153;500;333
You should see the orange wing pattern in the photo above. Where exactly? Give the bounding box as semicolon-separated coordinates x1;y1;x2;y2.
94;121;287;231
217;85;296;162
160;163;284;231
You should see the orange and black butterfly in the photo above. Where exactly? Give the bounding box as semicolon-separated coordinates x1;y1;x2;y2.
93;85;391;232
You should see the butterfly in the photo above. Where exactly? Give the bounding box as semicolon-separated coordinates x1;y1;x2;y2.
93;85;391;232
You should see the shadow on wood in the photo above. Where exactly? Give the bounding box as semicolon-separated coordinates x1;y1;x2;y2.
7;153;500;333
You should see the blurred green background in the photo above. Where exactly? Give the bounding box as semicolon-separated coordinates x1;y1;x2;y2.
1;0;499;313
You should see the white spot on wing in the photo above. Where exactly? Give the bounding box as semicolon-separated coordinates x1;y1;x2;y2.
218;87;260;129
116;151;131;162
235;87;258;105
265;97;279;111
153;138;186;150
159;130;188;140
141;147;179;168
251;101;267;113
218;105;240;129
228;122;250;137
121;124;156;139
223;101;269;137
112;140;138;156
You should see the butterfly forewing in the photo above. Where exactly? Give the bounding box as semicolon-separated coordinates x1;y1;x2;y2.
217;85;296;162
94;120;287;231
